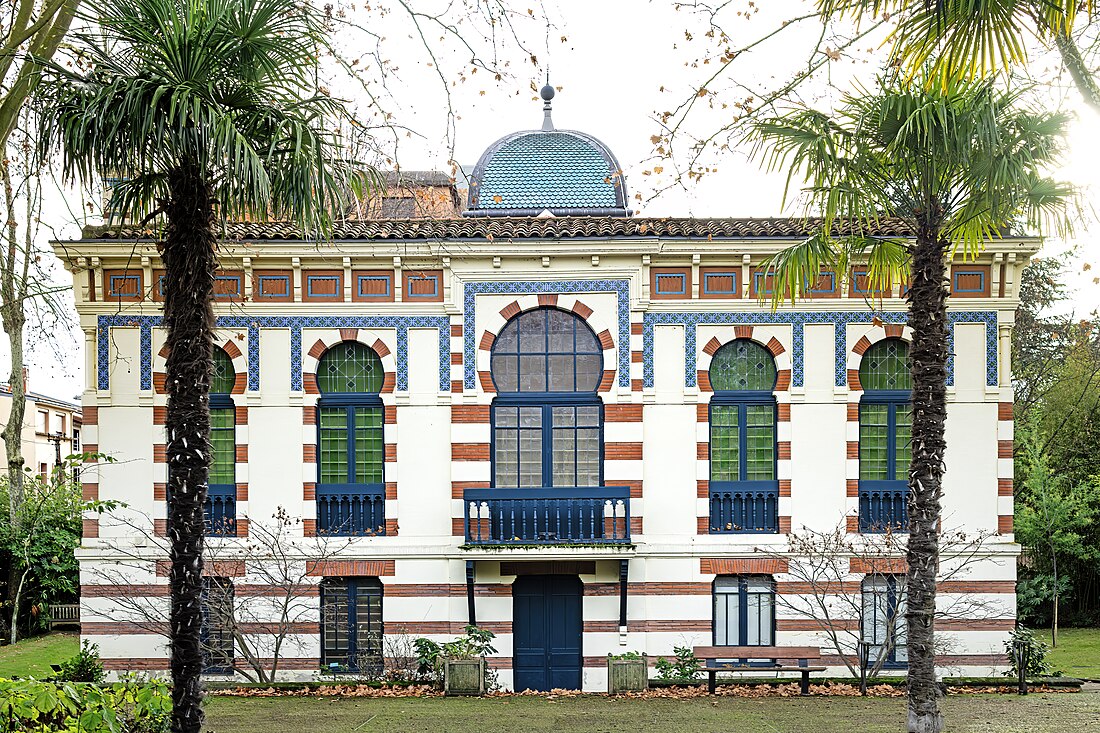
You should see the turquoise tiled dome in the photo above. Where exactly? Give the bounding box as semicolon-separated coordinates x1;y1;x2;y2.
465;129;630;217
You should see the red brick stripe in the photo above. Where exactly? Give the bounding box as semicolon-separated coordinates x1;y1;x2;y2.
306;560;395;577
700;558;789;574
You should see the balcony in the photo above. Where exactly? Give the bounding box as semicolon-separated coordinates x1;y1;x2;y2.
205;485;236;537
708;482;779;533
317;484;386;536
859;483;908;533
463;487;632;545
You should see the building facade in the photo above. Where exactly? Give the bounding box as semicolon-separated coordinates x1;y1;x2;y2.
0;378;82;481
57;93;1029;690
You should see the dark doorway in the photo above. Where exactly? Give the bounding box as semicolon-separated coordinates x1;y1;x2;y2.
512;574;583;690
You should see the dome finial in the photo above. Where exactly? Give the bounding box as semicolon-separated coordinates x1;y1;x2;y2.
540;71;555;131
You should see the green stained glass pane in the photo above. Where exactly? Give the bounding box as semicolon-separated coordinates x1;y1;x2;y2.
211;349;236;394
317;342;384;394
859;403;889;480
710;405;740;482
319;407;348;483
354;407;384;483
744;404;775;480
894;403;912;480
859;339;911;391
710;339;777;392
209;408;235;483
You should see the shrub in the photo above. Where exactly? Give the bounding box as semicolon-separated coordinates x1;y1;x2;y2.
55;640;104;683
413;626;498;690
1003;627;1058;678
0;678;171;732
654;646;701;681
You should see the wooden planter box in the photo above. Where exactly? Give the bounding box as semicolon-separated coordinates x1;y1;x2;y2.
607;654;648;694
444;658;486;696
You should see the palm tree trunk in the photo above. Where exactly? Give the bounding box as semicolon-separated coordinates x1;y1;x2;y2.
163;160;216;733
905;228;948;733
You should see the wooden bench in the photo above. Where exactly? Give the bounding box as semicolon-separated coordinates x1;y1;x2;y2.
693;646;826;695
47;603;80;630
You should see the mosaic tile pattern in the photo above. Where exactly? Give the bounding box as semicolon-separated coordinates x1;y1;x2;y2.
642;310;998;388
462;279;631;390
97;315;451;392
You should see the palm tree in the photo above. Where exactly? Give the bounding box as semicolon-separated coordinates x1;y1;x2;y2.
817;1;1099;111
752;76;1071;733
39;1;367;730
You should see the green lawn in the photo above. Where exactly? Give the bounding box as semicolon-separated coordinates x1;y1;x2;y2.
0;632;79;678
1032;627;1100;680
204;694;1100;733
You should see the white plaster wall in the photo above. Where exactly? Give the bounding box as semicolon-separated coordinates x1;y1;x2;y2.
789;403;848;533
396;406;451;538
953;323;989;403
97;407;154;537
247;407;305;523
943;403;999;533
802;323;836;401
642;404;697;538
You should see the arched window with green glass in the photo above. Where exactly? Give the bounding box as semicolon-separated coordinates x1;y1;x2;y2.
858;338;912;532
708;339;778;534
316;342;386;536
206;348;237;536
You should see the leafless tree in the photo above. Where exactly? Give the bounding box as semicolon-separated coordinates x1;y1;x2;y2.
90;507;355;683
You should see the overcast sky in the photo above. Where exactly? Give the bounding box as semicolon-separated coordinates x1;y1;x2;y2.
15;0;1100;402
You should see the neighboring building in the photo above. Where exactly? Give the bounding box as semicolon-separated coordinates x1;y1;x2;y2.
0;375;82;481
55;88;1027;690
357;171;464;219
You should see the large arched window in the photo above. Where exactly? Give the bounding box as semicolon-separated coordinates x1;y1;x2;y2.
858;338;911;532
206;348;237;536
490;308;603;488
708;339;778;533
316;342;386;535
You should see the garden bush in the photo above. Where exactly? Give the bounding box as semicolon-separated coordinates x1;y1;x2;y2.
0;678;170;732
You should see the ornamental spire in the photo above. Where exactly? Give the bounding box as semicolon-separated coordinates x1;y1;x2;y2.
540;72;555;132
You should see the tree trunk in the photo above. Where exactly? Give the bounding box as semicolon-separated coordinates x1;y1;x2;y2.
1051;554;1059;649
904;229;948;733
163;161;217;733
1045;17;1100;115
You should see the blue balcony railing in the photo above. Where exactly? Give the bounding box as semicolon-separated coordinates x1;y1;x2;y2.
205;485;237;537
859;483;908;533
317;484;386;536
463;487;632;545
708;482;779;533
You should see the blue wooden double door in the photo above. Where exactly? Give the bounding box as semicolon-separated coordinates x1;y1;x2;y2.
512;575;583;691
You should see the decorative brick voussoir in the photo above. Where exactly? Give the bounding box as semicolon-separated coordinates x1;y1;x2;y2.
734;325;753;339
697;403;709;422
232;373;246;394
223;340;242;359
697;371;712;392
339;328;359;342
381;372;396;393
597;329;614;350
152;373;167;394
847;369;862;391
777;403;790;421
766;337;785;356
478;371;495;393
571;300;593;319
537;293;558;307
372;339;391;358
884;324;904;338
775;369;791;391
303;373;319;394
308;339;327;359
499;301;522;320
597;370;615;392
303;406;316;425
235;405;248;424
479;331;495;351
847;402;860;421
384;405;397;424
153;406;167;425
703;336;723;356
853;335;872;356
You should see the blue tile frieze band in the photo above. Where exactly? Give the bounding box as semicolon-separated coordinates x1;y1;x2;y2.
642;310;998;388
462;279;632;390
96;314;451;392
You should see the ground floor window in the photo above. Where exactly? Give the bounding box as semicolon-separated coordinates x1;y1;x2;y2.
321;578;384;673
201;577;234;674
861;574;907;666
714;575;775;646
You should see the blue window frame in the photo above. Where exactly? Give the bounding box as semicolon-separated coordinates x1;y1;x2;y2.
655;273;687;295
490;308;604;489
205;349;237;536
320;578;383;673
316;342;386;536
858;339;911;533
201;577;234;674
862;575;907;667
714;576;776;648
952;269;986;293
702;270;738;296
708;340;779;533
